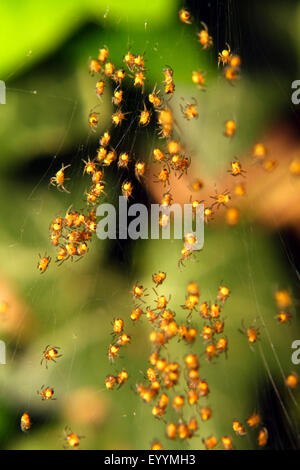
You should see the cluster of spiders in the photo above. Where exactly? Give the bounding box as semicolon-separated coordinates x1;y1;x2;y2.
38;7;246;275
103;273;272;450
29;5;300;451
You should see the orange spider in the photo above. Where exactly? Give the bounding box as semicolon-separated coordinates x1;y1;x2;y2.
163;67;175;95
203;435;218;450
232;420;246;436
218;43;232;67
139;105;151;126
152;271;166;286
221;436;234;450
49;164;71;193
257;427;268;447
100;131;111;147
148;86;162;108
104;62;115;77
105;374;117;390
88;112;99;130
64;426;82;449
88;58;101;75
38;385;55;401
239;319;261;346
224;65;239;83
210;189;231;209
82;157;97;175
179;8;192;24
276;311;292;323
21;412;31;432
37;254;51;273
153;147;166;162
204;207;214;223
112;68;126;84
181;99;198;120
122;181;133;199
135;161;146;178
41;345;62;368
112;88;123;106
197;22;213;49
108;344;120;361
134;71;146;88
224;119;236;137
118;152;130;168
95;80;104;97
154;168;170;186
112;109;127;126
229;160;245;177
192;70;206;90
98;46;109;63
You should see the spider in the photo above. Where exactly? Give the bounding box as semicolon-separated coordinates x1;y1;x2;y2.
38;385;55;401
204;207;214;223
210;189;231;209
112;108;128;126
203;435;218;450
257;427;268;447
139;105;151;126
100;131;111;147
152;271;166;286
239;319;262;348
123;50;135;70
112;88;123;106
224;65;239;83
135;161;146;179
224;119;236;137
232;420;246;436
246;412;261;428
134;71;146;88
163;67;175;95
228;160;246;177
192;70;206;91
88;58;101;75
221;436;234;450
21;412;31;432
112;318;124;335
104;62;115;77
118;152;130;168
153;289;170;311
197;22;213;49
88;112;99;131
179;8;192;24
63;426;82;449
218;43;232;67
180;99;198;120
112;68;126;85
95;80;104;98
122;181;133;199
153;168;170;186
98;46;109;63
49;163;71;193
37;254;51;273
276;311;292;323
148;85;162;108
41;345;62;368
105;374;117;390
132;283;147;302
178;246;194;270
82;157;97;175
